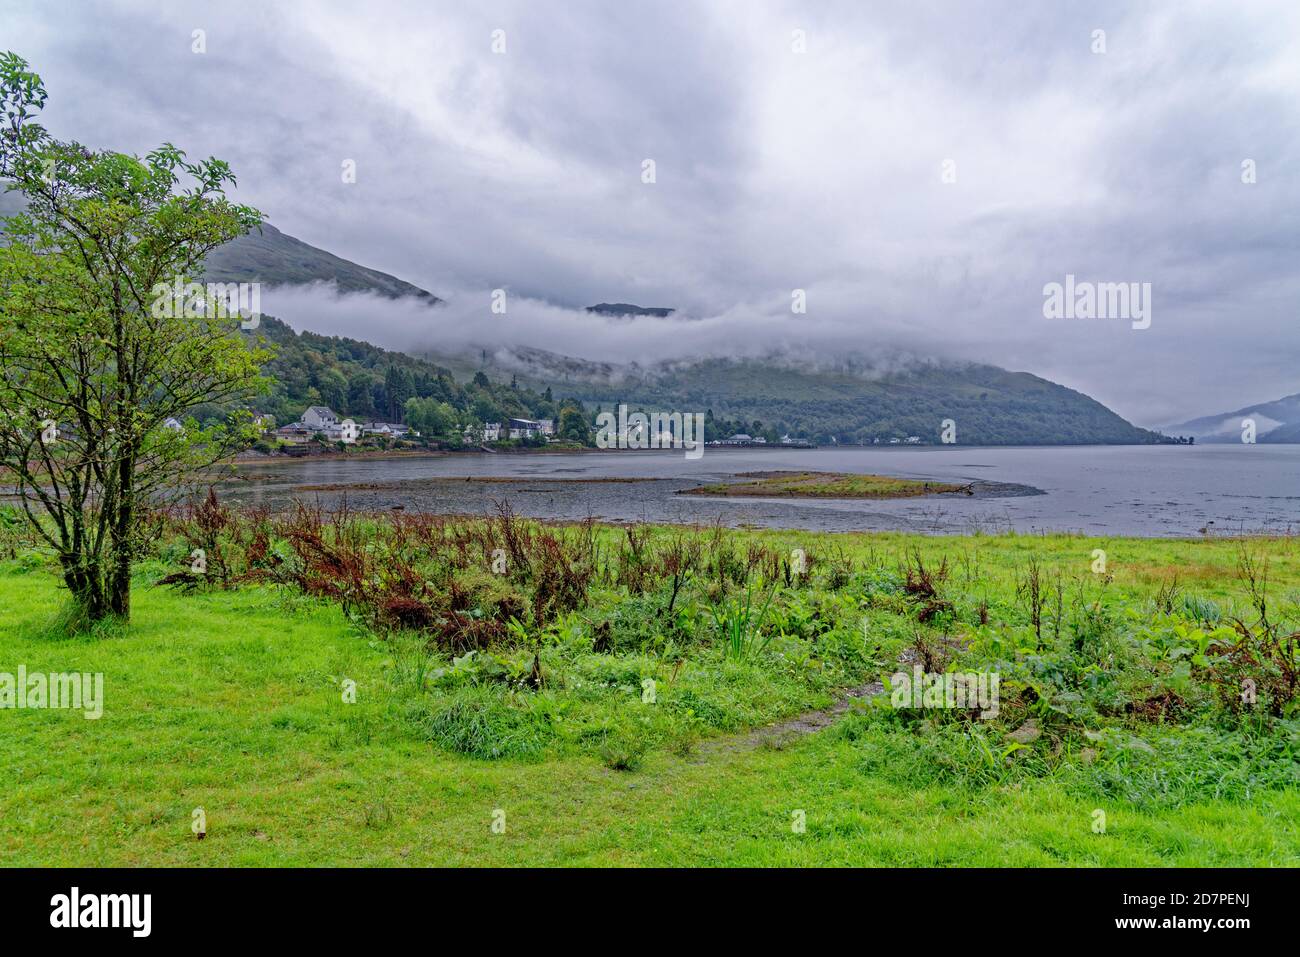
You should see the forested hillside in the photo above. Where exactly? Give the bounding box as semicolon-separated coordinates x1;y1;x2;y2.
242;323;1167;447
468;352;1169;446
230;317;591;444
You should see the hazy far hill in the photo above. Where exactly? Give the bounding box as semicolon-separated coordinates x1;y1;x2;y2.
585;303;675;317
1165;393;1300;443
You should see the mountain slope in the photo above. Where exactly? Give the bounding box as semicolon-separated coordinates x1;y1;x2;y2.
443;346;1166;446
1166;393;1300;443
1;190;440;302
202;222;441;302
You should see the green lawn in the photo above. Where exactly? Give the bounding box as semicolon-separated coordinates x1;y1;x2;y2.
2;527;1297;866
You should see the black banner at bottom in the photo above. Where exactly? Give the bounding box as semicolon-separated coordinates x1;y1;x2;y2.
0;867;1285;942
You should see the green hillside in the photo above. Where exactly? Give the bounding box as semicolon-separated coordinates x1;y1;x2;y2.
463;350;1168;446
234;317;589;445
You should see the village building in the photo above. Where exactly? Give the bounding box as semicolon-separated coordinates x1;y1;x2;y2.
273;407;359;444
359;421;411;439
273;423;313;444
301;406;340;431
323;419;359;444
507;417;545;440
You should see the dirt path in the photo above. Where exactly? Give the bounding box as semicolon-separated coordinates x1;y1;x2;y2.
697;679;886;755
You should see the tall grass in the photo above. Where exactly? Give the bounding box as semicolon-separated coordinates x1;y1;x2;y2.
707;582;777;661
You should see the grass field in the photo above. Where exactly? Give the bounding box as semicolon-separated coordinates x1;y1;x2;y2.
1;516;1298;867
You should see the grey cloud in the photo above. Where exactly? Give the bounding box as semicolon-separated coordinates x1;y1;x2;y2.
4;0;1298;425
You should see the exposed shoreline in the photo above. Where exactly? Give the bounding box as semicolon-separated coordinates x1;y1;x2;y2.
192;444;1300;538
676;470;962;499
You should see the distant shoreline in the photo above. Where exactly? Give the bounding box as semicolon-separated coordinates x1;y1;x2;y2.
231;438;1205;467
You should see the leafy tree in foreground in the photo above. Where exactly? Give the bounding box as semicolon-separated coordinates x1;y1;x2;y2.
0;52;268;622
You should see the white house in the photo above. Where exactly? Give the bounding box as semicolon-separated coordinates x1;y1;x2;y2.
462;422;498;444
323;419;359;444
536;419;555;436
301;406;340;431
291;406;358;444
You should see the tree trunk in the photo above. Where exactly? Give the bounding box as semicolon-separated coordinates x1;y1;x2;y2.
108;455;134;620
108;549;130;619
62;558;108;622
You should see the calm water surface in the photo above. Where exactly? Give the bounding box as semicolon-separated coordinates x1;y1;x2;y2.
214;444;1300;537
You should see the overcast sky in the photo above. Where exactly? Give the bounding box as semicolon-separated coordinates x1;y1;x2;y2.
5;0;1298;425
